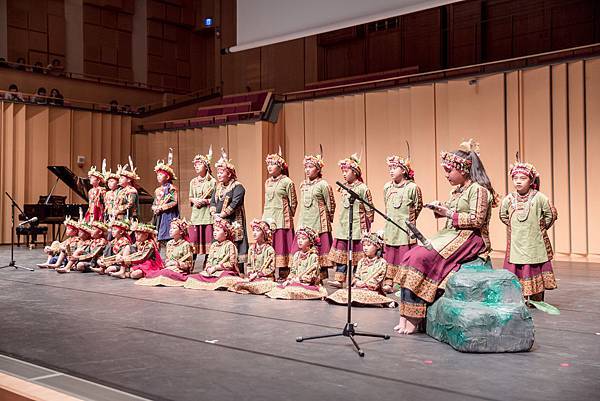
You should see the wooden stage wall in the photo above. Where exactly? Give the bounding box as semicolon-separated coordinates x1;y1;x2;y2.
0;103;132;244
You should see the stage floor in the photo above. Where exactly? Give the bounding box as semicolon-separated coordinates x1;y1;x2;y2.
1;246;599;401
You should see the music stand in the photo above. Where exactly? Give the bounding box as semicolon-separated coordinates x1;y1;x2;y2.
0;192;34;271
296;181;414;356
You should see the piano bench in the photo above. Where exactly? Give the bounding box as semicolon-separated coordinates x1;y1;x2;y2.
16;226;48;248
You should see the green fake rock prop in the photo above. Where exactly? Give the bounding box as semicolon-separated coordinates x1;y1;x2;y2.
426;260;535;353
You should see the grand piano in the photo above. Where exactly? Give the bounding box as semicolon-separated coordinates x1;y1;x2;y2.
19;166;153;241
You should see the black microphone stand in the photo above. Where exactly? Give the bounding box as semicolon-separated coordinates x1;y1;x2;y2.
296;181;412;357
0;192;34;271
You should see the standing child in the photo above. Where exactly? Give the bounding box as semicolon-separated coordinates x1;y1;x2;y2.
137;218;194;287
327;231;396;307
188;147;216;269
266;226;328;300
327;153;374;288
382;153;423;293
295;150;336;281
184;217;241;291
153;149;179;243
210;149;248;272
230;219;277;295
85;165;106;222
262;150;297;279
114;158;139;220
500;157;558;303
103;169;120;222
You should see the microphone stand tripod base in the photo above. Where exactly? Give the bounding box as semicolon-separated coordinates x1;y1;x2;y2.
296;322;390;357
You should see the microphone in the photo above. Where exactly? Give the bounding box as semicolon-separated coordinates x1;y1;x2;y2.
404;219;433;250
18;217;38;227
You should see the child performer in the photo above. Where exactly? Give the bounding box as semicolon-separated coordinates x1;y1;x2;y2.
382;152;423;293
393;139;497;334
153;149;179;243
266;226;328;300
327;153;374;288
73;221;109;273
38;217;79;269
210;149;248;272
262;149;297;279
103;168;120;222
114;157;139;220
136;218;194;287
114;221;163;279
188;147;216;267
327;231;396;307
295;149;336;281
230;219;277;295
98;220;132;275
500;156;558;303
184;217;241;291
85;164;106;222
56;220;92;273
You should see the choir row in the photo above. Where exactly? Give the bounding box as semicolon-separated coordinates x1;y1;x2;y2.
38;139;558;335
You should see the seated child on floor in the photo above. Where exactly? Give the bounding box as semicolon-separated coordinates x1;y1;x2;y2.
56;221;93;273
98;220;132;275
38;217;80;269
115;221;163;279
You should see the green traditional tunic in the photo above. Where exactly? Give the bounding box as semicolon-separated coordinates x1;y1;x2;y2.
354;256;387;290
262;175;297;229
383;180;423;246
75;237;108;262
189;174;216;225
334;181;374;240
114;185;139;219
429;182;493;259
246;243;275;278
298;178;336;234
499;190;557;264
289;250;320;285
205;240;238;276
165;238;194;273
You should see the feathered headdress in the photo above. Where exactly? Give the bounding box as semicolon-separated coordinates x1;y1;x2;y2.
386;141;414;179
87;165;105;183
117;156;140;181
304;144;325;170
193;145;213;171
215;148;237;179
338;151;363;178
265;146;288;175
154;148;177;180
509;151;539;188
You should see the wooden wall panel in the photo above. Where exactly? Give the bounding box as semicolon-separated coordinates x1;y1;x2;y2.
13;105;27;212
101;114;113;167
1;104;15;242
551;64;571;254
227;123;268;225
568;61;588;254
586;59;600;255
72;110;93;201
260;39;305;93
48;108;72;202
521;67;554;246
282;102;306;193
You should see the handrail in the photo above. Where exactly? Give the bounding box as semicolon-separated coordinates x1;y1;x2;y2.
0;89;135;114
0;60;186;94
282;43;600;101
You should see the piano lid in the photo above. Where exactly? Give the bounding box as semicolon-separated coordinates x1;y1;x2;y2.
48;166;90;202
47;166;154;204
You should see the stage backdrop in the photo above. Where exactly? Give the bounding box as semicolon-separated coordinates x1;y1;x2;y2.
0;103;132;243
278;59;600;259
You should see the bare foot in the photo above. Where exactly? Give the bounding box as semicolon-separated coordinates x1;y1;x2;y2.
394;316;406;332
327;280;343;289
56;267;70;274
382;284;393;294
398;318;421;335
37;263;48;268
